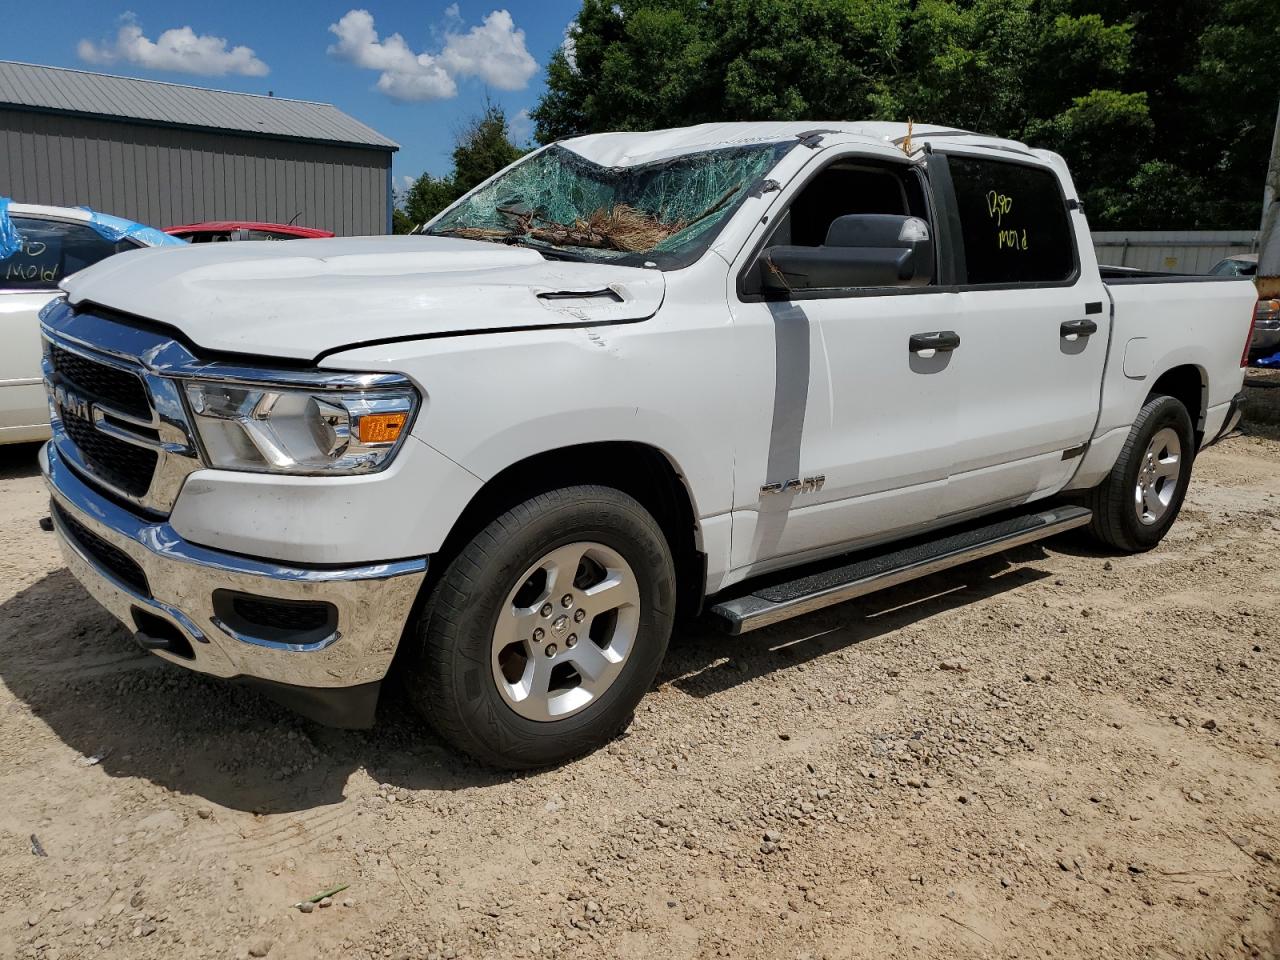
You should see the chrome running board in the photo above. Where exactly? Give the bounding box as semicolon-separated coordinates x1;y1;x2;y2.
708;505;1092;635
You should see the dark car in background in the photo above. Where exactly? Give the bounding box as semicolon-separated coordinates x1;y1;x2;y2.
164;221;335;242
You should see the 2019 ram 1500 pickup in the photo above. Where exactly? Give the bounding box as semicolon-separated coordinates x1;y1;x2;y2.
38;122;1255;768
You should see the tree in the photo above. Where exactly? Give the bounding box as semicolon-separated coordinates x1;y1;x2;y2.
397;103;525;232
533;0;1280;229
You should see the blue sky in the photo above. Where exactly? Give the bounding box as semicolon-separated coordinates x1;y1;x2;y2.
0;1;581;188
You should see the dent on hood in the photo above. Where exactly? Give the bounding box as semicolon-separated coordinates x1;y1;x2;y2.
58;236;667;361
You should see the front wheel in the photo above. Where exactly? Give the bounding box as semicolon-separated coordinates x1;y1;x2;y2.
405;485;676;769
1083;394;1195;552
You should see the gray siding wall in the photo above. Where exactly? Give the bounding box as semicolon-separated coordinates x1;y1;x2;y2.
0;108;392;235
1092;230;1259;274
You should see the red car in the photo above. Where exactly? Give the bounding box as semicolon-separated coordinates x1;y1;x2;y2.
164;221;335;242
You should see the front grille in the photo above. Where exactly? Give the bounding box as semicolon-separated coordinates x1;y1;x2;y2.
48;344;151;420
62;414;157;497
54;502;150;597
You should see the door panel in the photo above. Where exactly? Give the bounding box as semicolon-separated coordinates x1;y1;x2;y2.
944;284;1108;515
0;292;56;429
726;147;963;574
937;150;1108;517
730;291;963;571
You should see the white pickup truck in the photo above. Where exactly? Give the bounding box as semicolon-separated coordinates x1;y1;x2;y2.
39;122;1254;768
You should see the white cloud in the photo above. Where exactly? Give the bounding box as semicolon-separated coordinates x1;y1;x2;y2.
78;19;269;77
438;10;537;91
327;9;455;101
328;8;537;102
509;107;533;144
561;21;579;73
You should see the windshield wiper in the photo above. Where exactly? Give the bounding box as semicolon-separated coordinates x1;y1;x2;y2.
430;226;598;262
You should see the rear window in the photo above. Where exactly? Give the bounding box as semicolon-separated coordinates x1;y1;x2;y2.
1210;258;1256;277
947;155;1075;286
1;217;135;290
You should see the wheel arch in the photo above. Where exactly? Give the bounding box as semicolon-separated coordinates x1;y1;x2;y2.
424;441;706;620
1147;363;1207;444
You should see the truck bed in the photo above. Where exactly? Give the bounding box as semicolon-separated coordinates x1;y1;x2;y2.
1099;264;1249;284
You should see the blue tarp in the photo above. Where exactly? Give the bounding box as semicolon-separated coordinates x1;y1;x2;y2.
77;206;184;247
1254;351;1280;368
1;198;183;255
0;197;21;259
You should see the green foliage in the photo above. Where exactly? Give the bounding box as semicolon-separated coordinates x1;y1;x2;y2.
1027;90;1154;185
398;103;525;231
535;0;1280;229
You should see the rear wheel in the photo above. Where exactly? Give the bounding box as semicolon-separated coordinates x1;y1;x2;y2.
1084;394;1195;552
405;485;676;769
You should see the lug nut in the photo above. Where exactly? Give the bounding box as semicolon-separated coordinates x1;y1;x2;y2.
573;609;586;623
533;627;545;641
540;603;553;618
544;643;558;657
566;634;578;648
561;594;574;608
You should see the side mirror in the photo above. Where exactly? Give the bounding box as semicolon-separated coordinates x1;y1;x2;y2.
760;214;934;295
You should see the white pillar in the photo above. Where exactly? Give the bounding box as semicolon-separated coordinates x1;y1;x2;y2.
1260;98;1280;298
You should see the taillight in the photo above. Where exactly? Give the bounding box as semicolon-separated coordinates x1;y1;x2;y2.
1242;297;1259;368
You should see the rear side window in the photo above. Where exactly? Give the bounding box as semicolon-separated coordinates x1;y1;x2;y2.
0;217;134;291
947;156;1075;286
1210;258;1255;277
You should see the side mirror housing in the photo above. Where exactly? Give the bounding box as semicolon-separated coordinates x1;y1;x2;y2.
760;214;934;295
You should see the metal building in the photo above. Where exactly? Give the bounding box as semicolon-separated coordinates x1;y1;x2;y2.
0;61;398;235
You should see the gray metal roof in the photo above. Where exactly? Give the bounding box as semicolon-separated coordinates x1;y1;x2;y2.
0;60;398;151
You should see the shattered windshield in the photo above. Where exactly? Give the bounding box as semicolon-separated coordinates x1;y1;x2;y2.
426;141;796;269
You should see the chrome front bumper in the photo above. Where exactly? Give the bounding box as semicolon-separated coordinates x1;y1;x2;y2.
41;440;428;696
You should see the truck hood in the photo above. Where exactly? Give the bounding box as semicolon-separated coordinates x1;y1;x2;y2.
60;235;666;362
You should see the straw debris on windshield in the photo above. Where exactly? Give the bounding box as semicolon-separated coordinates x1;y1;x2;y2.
444;184;740;253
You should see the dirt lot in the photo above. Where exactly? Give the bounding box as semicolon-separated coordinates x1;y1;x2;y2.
1;422;1277;960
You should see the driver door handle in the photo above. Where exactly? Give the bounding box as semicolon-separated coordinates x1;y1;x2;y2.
909;331;961;353
1061;318;1098;338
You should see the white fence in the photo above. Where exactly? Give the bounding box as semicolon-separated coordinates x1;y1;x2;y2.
1092;230;1258;274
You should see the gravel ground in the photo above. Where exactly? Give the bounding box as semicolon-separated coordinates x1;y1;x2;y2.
0;430;1277;960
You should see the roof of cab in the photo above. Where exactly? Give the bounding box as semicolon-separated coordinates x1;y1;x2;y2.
558;121;1037;166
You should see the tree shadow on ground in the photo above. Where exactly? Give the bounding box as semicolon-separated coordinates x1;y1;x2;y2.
0;539;1063;814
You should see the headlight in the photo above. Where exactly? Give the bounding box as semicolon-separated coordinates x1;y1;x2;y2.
183;377;418;475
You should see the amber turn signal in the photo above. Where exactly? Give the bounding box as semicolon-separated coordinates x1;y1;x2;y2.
357;412;408;444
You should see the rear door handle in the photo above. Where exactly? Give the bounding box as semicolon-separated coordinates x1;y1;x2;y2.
909;331;961;353
1061;319;1098;338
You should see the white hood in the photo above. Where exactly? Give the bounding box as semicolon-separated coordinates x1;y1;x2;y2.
60;235;666;362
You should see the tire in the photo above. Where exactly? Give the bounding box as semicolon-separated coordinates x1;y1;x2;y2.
1083;394;1195;552
405;485;676;769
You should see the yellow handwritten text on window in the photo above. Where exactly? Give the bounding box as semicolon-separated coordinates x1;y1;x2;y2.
985;191;1013;226
997;228;1029;251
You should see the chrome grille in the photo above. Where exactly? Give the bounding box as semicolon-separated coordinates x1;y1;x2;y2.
61;412;158;497
47;343;151;420
41;302;203;515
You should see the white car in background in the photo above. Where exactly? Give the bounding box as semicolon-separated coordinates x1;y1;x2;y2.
0;202;183;444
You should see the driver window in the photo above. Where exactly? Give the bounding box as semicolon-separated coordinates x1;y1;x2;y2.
744;160;934;296
779;165;926;246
